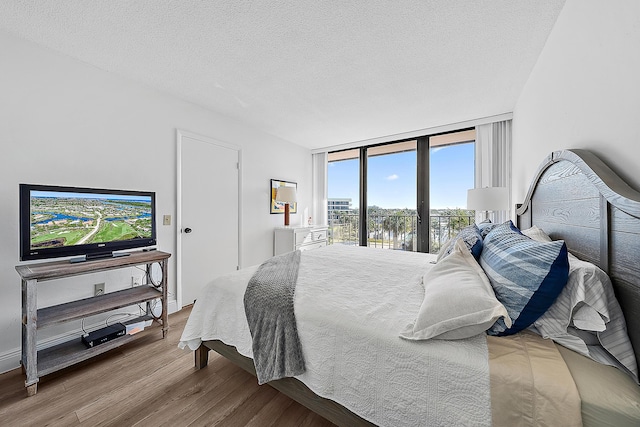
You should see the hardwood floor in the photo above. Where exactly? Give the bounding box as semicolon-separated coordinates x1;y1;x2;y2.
0;307;336;427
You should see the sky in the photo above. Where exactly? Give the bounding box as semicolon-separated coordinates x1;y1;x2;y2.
33;191;151;202
328;142;474;210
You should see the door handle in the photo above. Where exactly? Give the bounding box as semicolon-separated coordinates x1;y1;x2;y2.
184;227;192;234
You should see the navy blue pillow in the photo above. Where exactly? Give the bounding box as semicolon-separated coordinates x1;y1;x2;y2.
437;224;483;261
480;221;569;336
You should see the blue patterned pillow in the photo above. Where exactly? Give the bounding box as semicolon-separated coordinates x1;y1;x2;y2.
477;219;497;238
480;221;569;336
437;224;483;262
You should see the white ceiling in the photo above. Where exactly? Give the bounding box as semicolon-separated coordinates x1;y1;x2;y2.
0;1;566;150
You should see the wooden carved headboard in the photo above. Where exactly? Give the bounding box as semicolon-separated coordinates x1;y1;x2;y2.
516;149;640;365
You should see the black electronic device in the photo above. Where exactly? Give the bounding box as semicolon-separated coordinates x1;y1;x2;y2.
81;323;126;348
19;183;156;262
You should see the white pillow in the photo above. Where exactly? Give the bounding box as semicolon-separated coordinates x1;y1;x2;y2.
521;225;638;381
522;227;602;328
521;225;553;242
572;304;606;332
400;239;511;340
534;253;639;382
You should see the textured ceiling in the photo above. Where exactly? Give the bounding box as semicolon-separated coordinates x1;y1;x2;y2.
0;1;566;149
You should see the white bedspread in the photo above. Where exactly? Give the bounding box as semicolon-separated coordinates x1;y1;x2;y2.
179;245;491;427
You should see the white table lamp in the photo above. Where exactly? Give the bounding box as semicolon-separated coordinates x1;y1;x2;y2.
276;186;297;226
467;187;509;220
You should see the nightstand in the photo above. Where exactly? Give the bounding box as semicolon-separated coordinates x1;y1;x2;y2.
274;225;328;256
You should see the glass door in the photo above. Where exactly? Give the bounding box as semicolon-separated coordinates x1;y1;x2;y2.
327;149;359;246
366;141;417;250
428;130;476;253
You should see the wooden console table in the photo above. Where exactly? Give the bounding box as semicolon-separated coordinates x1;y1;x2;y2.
16;250;171;396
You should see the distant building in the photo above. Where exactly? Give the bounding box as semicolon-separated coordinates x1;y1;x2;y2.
328;198;352;222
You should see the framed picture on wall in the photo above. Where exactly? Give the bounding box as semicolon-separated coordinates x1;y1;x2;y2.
270;179;297;214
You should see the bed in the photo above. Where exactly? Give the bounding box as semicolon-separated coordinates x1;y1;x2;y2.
179;149;640;426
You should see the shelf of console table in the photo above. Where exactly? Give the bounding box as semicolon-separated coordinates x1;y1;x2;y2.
36;315;153;376
16;250;171;396
38;286;161;328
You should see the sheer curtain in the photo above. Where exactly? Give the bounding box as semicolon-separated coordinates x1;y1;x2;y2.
311;152;328;226
474;120;512;225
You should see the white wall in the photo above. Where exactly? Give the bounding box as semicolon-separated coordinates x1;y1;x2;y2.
0;31;311;373
512;0;640;203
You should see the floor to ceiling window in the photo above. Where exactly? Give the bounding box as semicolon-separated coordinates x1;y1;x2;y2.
327;149;359;246
327;129;475;253
429;130;476;253
367;141;417;250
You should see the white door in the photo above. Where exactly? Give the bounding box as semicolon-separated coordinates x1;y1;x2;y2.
177;130;240;307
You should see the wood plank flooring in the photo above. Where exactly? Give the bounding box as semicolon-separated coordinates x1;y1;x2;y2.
0;307;337;427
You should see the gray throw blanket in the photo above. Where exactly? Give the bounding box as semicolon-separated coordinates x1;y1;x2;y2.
243;250;305;384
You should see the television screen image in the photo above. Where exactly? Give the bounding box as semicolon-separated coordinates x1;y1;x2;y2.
20;184;156;262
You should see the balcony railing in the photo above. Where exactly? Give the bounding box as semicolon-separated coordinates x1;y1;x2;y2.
328;213;474;254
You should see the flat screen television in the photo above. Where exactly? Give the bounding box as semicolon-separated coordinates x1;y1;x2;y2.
19;184;156;262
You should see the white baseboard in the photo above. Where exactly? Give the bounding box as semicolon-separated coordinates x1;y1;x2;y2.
0;299;180;375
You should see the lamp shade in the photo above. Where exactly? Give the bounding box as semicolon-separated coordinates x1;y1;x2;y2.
467;187;509;211
275;186;297;204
